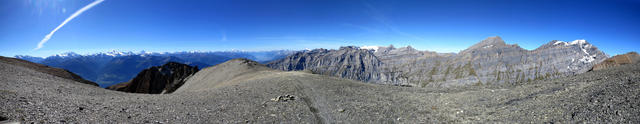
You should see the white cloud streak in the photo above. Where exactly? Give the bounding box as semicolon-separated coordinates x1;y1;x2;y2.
35;0;104;50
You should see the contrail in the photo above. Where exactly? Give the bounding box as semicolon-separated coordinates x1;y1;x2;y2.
35;0;104;50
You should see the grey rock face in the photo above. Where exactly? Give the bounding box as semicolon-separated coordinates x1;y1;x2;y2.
267;46;382;82
268;36;609;87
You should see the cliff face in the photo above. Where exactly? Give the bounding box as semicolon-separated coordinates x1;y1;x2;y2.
386;37;608;87
592;52;640;71
268;36;609;87
107;62;199;94
267;46;382;82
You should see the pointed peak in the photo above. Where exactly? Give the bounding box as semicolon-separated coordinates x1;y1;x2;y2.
397;45;417;51
459;36;518;54
339;46;359;50
405;45;414;49
479;36;506;45
569;39;588;45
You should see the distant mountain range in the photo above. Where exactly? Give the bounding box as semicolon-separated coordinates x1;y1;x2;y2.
3;51;639;123
268;36;609;87
14;50;296;87
12;36;614;88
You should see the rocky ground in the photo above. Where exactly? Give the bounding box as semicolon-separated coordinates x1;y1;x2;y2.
1;59;639;123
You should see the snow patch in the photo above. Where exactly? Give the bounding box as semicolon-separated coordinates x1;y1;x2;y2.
554;41;568;46
360;46;380;52
55;52;79;57
554;39;589;47
483;45;494;48
104;50;134;57
579;55;596;63
569;39;586;45
570;39;597;63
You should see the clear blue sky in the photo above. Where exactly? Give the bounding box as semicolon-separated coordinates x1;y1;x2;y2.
1;0;639;57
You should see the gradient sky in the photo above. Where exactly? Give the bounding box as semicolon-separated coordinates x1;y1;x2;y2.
1;0;639;57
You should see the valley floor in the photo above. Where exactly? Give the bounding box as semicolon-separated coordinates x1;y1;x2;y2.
1;61;639;123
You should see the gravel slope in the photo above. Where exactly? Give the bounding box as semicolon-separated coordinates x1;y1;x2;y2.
1;59;638;123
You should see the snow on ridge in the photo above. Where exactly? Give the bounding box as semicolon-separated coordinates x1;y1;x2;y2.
566;39;597;63
569;39;586;45
360;46;380;52
483;45;494;48
553;41;568;45
554;39;589;46
55;52;80;57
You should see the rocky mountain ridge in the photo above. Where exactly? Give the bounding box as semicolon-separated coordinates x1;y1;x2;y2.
592;52;640;71
267;46;382;82
268;36;609;87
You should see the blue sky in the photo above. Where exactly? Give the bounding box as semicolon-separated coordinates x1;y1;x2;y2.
1;0;639;57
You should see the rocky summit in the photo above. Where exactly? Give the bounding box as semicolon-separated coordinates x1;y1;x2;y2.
107;62;199;94
268;36;609;87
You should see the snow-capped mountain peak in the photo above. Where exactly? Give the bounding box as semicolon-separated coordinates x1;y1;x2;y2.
55;52;80;57
553;39;589;47
569;39;587;45
552;39;599;64
104;50;135;57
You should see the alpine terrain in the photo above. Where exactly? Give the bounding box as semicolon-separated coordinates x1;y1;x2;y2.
1;56;639;123
268;36;609;87
15;50;295;87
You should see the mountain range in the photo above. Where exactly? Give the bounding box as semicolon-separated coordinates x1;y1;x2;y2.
268;36;608;87
14;50;295;87
12;36;613;88
1;52;638;123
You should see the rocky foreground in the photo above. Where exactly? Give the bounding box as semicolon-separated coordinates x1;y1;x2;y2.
1;58;639;123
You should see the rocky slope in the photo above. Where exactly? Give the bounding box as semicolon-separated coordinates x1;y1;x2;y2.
592;52;639;71
107;62;199;94
268;36;609;87
0;56;98;86
1;58;639;123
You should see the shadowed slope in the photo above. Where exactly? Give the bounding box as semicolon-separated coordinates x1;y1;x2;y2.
0;56;98;86
107;62;199;94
